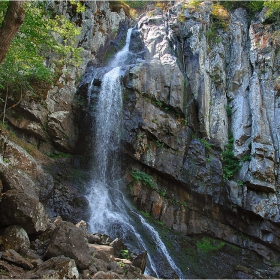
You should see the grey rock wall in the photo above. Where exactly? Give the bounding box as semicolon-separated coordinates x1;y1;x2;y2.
108;2;280;266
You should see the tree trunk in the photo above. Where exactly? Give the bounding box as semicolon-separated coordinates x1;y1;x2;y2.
0;1;25;64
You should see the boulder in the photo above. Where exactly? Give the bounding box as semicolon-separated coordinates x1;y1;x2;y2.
89;244;114;263
1;249;34;270
22;248;44;267
0;138;40;179
76;220;88;236
5;112;47;141
124;265;143;279
47;111;78;152
44;221;91;269
23;256;79;279
88;233;102;244
131;251;147;273
0;168;39;199
91;258;109;273
92;271;122;279
109;238;127;258
0;190;48;234
0;260;25;278
88;233;112;245
2;225;30;253
45;184;89;223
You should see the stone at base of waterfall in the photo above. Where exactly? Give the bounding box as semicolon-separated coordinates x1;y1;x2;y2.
87;233;102;244
0;260;25;278
76;220;88;236
92;271;122;279
109;238;127;258
131;251;147;273
124;264;143;279
0;190;48;234
2;225;30;253
44;221;91;269
22;248;44;267
143;275;157;279
1;249;34;270
23;256;79;279
88;233;112;245
89;244;115;262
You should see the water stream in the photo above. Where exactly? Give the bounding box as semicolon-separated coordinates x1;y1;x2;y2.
87;28;183;279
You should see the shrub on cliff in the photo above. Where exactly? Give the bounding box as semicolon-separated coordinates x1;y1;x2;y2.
0;1;83;95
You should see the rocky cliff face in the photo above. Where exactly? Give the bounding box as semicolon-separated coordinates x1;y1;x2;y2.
126;0;280;268
0;0;128;222
79;1;280;278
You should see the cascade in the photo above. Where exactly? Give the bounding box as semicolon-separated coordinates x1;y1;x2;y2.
87;28;183;279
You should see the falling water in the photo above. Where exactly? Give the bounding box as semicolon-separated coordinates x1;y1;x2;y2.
87;28;183;278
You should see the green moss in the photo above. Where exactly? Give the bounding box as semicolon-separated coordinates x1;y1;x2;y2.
196;237;225;254
130;170;156;188
221;131;241;180
199;138;213;151
120;249;130;260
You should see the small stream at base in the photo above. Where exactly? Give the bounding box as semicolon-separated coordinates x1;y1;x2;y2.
86;28;183;279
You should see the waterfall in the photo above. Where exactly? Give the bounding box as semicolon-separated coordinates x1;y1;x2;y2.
87;28;183;279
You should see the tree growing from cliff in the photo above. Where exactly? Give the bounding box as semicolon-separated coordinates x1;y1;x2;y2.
0;1;25;64
264;0;280;22
0;0;83;128
0;1;82;91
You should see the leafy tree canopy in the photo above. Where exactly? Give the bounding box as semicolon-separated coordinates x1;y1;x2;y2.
0;0;83;92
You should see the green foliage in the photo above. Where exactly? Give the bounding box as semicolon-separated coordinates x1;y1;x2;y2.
156;140;165;148
156;100;162;107
156;220;164;226
157;189;166;197
120;249;130;260
0;269;7;275
264;1;280;21
237;180;243;186
222;131;241;180
270;259;280;266
70;0;86;13
122;1;145;9
205;27;215;41
219;1;264;16
0;1;9;28
130;170;156;188
182;0;202;9
117;261;125;267
211;3;230;29
196;237;225;254
226;104;232;118
241;155;251;162
0;1;82;92
199;139;212;151
140;210;150;218
178;13;185;23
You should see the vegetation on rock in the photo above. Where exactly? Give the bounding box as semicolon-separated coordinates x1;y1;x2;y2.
0;1;82;92
130;169;156;188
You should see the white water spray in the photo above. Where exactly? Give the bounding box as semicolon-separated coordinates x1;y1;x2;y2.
87;28;183;278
